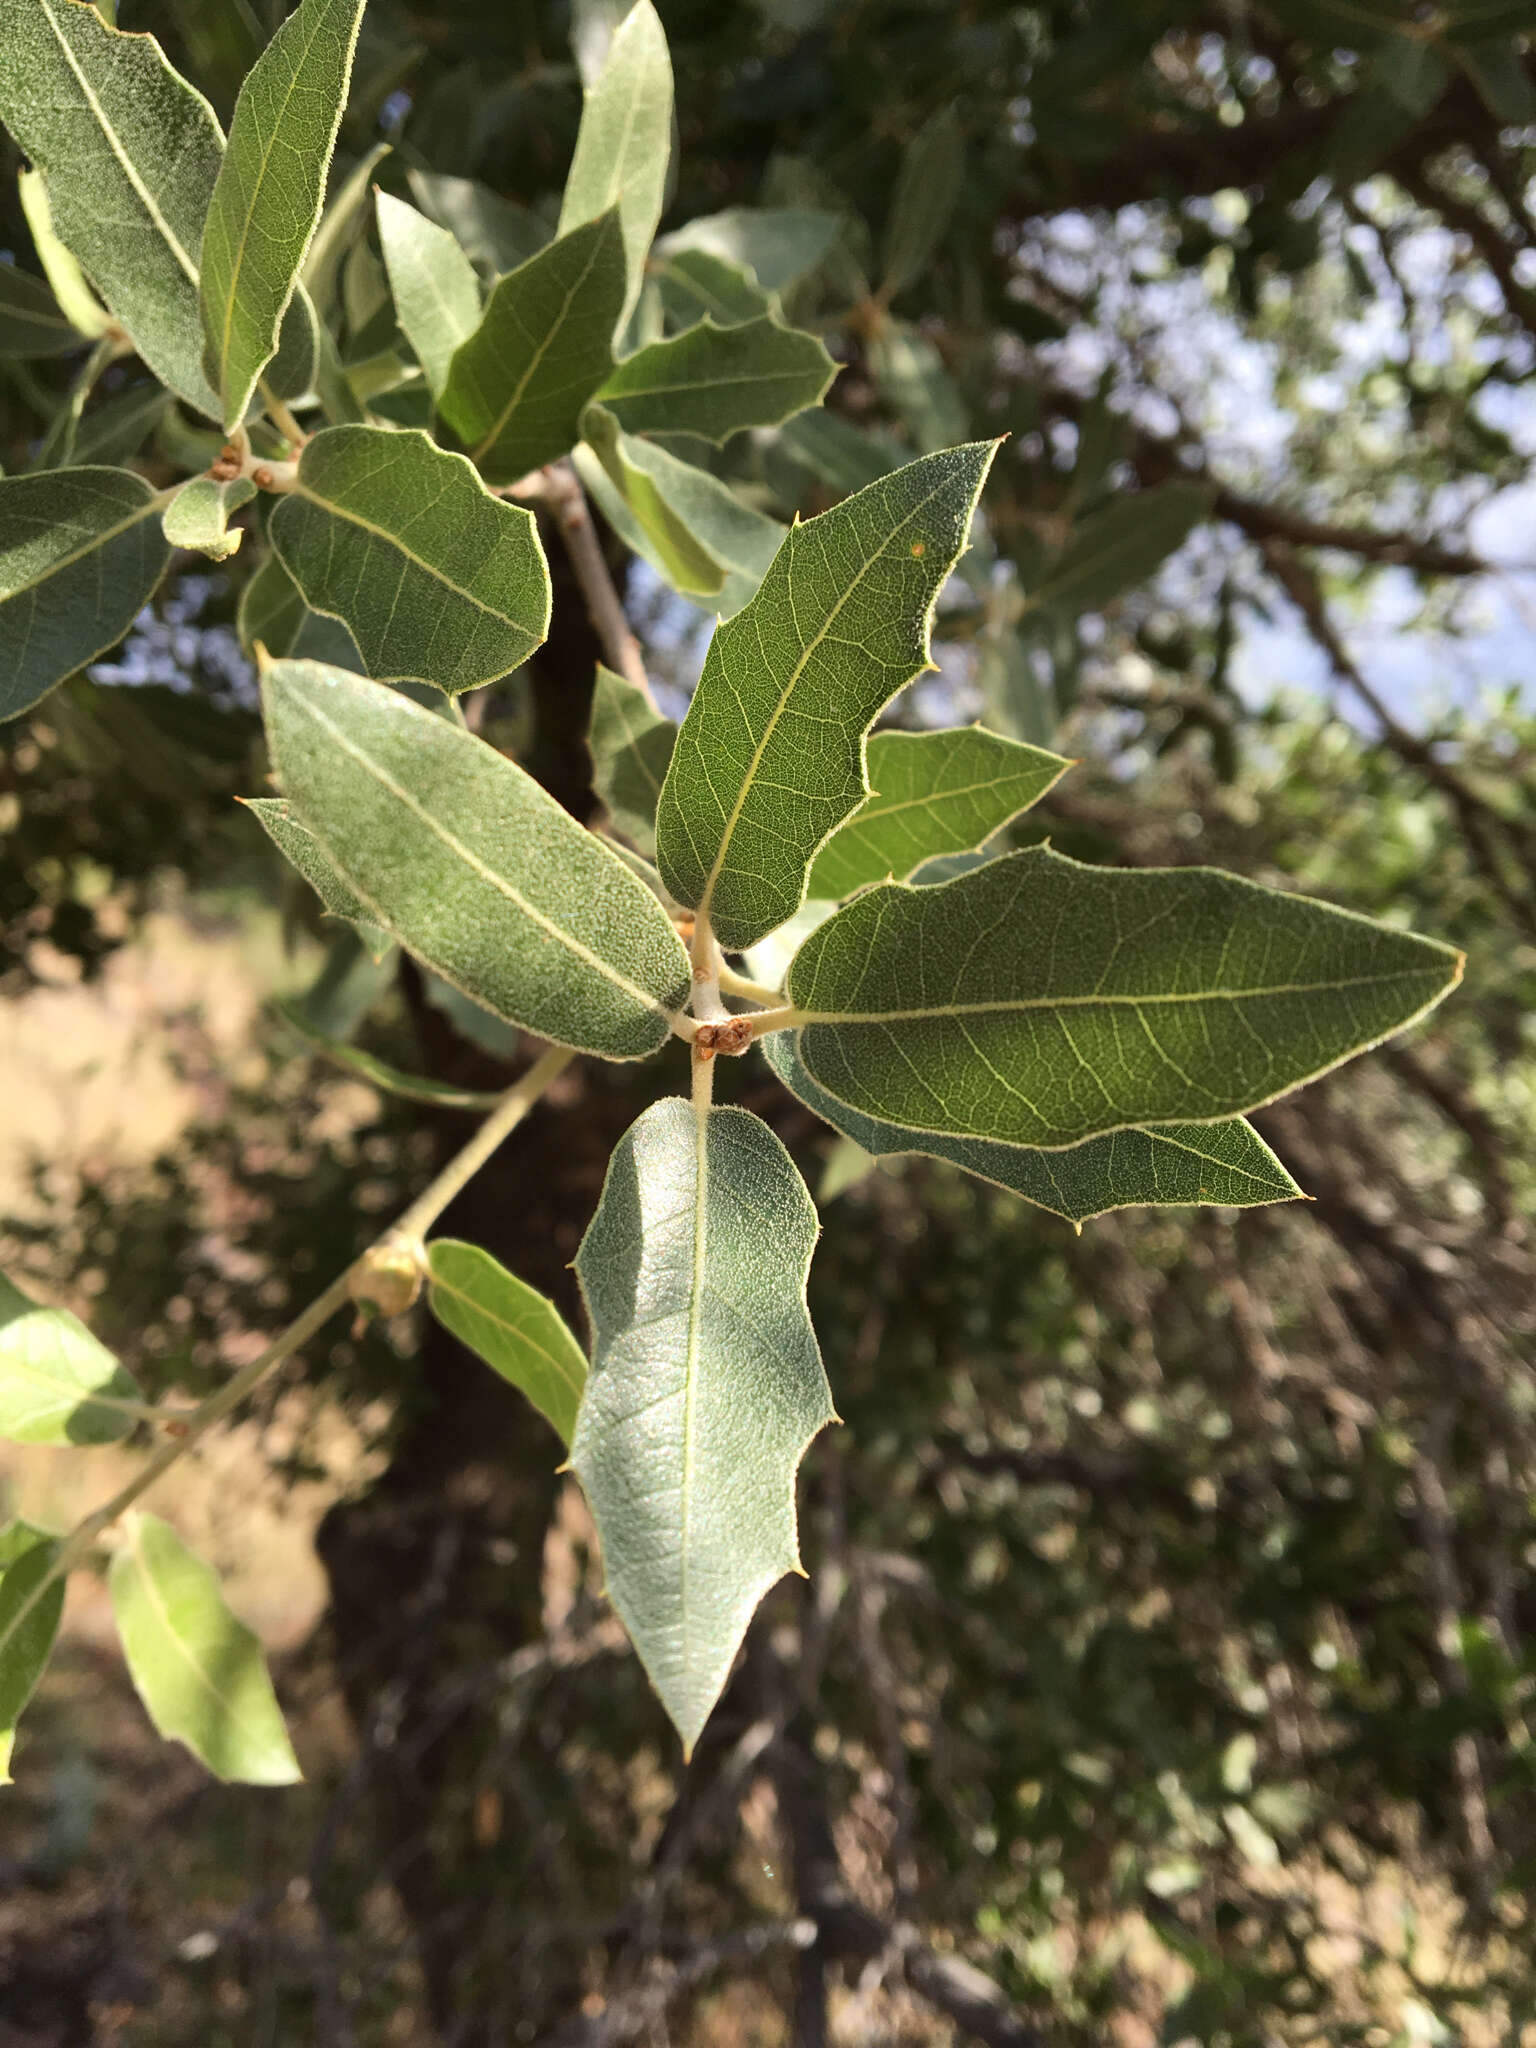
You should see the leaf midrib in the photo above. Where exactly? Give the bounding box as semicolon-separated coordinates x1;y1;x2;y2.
289;477;523;630
40;0;203;285
695;471;954;922
283;689;677;1023
211;0;339;409
794;965;1452;1026
428;1269;586;1403
122;1524;278;1760
471;221;614;458
2;481;166;600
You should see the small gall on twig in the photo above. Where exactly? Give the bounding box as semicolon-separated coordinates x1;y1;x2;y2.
693;1017;754;1060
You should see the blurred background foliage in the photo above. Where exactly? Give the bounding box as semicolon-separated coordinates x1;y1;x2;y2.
2;1;1536;2044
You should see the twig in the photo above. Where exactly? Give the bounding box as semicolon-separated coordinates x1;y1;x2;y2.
1261;540;1536;939
0;1046;575;1660
770;1727;1046;2048
534;458;662;714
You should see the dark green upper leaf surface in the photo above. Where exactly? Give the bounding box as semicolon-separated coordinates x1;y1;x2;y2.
1024;483;1214;620
787;847;1464;1150
556;0;672;332
588;664;677;857
761;1034;1301;1228
0;1270;142;1446
269;426;551;694
1;466;170;721
261;658;691;1058
0;1539;65;1783
426;1240;587;1447
199;0;365;428
655;440;997;951
572;1099;833;1754
593;315;836;444
806;727;1069;900
0;0;225;415
110;1512;300;1785
439;211;626;483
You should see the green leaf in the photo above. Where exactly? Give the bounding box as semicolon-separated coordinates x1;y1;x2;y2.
275;998;503;1108
761;1034;1302;1228
577;407;784;606
406;169;548;278
16;165;113;340
109;1512;300;1785
869;326;969;453
653;248;772;329
375;189;481;400
1023;483;1214;620
655;209;843;296
588;663;677;856
438;212;627;483
557;0;673;332
787;846;1465;1150
237;547;364;670
0;260;84;358
572;1100;834;1753
0;1520;52;1571
198;0;365;429
0;1539;66;1782
0;1269;142;1444
260;657;691;1058
777;408;904;493
0;466;170;722
881;103;964;300
269;425;551;694
161;473;255;561
806;727;1068;900
261;277;320;407
303;140;391;317
592;314;836;445
0;0;225;414
426;1240;587;1446
655;439;997;950
243;796;390;955
1454;37;1536;124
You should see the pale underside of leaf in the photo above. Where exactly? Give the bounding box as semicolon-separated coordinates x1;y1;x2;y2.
375;189;481;399
556;0;673;331
572;1100;834;1753
260;658;691;1059
788;846;1464;1150
760;1033;1301;1228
